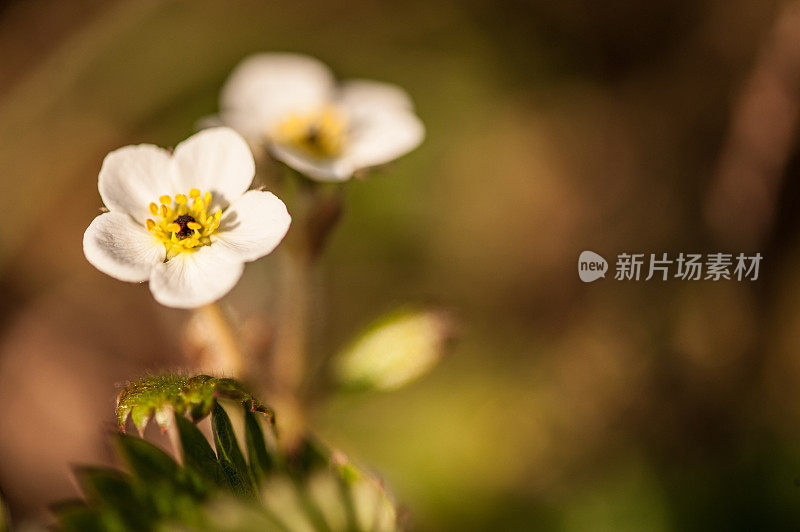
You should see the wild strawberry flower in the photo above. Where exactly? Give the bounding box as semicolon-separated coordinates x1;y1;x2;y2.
83;127;291;309
211;52;425;182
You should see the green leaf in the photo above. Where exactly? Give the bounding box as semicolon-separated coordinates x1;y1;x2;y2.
174;413;227;488
288;436;331;478
74;466;153;530
113;435;210;519
57;372;405;531
334;308;454;392
53;501;122;532
349;475;399;532
116;374;273;431
244;406;274;485
57;510;107;532
116;433;179;483
200;495;292;532
212;402;255;498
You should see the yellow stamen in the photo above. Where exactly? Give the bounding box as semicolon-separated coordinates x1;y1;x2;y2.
144;190;222;259
274;105;347;158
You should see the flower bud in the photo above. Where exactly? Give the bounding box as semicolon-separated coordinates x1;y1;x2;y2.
334;308;454;391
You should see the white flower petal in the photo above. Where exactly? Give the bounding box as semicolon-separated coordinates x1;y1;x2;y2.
83;212;165;282
268;143;355;182
214;190;291;262
98;144;175;222
148;245;244;309
343;107;425;170
337;79;415;113
172;127;255;210
220;53;335;137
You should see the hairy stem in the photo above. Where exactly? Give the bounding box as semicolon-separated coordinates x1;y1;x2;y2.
269;247;312;448
269;179;343;445
192;302;246;378
271;247;312;398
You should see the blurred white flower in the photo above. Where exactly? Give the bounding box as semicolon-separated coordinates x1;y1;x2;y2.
213;53;425;182
83;127;291;309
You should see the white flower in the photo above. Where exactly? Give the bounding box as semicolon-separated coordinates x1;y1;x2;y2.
213;53;425;182
83;127;291;309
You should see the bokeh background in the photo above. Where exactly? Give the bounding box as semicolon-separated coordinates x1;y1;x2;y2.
2;0;800;529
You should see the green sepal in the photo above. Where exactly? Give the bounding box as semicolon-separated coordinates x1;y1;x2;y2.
116;374;273;431
116;375;186;431
129;404;152;434
181;375;216;421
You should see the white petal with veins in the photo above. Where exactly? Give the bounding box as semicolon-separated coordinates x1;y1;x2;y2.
214;190;292;262
98;144;176;223
149;245;244;309
83;212;166;282
172;128;255;211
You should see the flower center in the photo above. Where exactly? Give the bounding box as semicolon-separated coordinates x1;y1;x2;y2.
275;106;347;158
145;189;222;260
173;214;198;239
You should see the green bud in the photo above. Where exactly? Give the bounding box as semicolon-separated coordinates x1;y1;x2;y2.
334;308;454;391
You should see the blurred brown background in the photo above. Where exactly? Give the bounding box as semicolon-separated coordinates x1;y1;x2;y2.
2;0;800;529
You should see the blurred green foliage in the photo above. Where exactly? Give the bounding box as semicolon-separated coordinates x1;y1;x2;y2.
59;377;399;531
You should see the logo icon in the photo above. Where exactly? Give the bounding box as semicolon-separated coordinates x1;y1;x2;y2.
578;250;608;282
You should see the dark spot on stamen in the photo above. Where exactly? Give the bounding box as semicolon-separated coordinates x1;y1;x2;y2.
174;214;197;239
